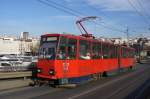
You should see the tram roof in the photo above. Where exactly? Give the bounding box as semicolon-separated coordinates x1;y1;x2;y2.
41;33;135;50
41;33;79;38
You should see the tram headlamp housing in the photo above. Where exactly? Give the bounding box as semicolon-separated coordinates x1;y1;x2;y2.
49;69;55;75
37;68;42;73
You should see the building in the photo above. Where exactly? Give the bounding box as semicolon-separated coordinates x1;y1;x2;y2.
0;33;40;55
0;36;20;54
20;32;29;40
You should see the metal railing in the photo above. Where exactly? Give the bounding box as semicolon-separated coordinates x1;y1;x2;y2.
0;66;32;72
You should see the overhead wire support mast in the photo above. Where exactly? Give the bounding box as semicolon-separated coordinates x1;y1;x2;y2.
125;26;129;45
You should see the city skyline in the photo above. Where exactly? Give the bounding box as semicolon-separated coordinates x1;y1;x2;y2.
0;0;150;38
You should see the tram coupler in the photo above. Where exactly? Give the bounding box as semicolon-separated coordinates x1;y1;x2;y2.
29;79;49;87
57;84;77;88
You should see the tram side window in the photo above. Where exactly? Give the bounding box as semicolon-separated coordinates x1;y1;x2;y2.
92;43;101;59
127;49;131;58
79;40;91;60
129;49;134;58
125;49;128;58
121;48;123;58
122;48;127;58
115;46;118;58
68;39;77;59
128;49;131;58
133;50;135;57
113;46;116;58
109;45;112;58
122;48;125;58
110;45;116;58
57;36;67;60
102;43;109;59
126;48;129;58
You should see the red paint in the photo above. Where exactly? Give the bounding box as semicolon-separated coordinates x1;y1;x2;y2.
37;33;135;80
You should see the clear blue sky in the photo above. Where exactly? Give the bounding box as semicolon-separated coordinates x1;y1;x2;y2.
0;0;150;38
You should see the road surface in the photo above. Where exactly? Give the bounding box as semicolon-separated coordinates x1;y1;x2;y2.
0;63;150;99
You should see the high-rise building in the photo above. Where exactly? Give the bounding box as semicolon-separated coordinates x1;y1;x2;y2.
20;32;29;40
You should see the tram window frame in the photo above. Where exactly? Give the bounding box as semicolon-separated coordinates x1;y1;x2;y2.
121;47;123;58
40;36;58;44
122;47;127;58
128;49;131;58
57;36;67;60
126;48;128;58
127;49;130;58
67;38;77;60
122;48;125;58
41;37;46;42
129;49;134;58
92;42;101;59
127;48;129;58
133;49;135;57
79;40;91;60
102;43;110;59
109;45;112;58
110;45;116;58
115;46;118;58
133;49;136;57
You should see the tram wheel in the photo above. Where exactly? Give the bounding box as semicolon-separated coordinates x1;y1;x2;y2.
102;71;108;77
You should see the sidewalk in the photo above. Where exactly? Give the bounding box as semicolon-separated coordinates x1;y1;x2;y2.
0;79;32;91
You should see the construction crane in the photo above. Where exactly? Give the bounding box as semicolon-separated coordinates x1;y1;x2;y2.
76;16;98;38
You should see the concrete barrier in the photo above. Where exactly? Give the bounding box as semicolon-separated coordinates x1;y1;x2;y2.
0;79;33;91
0;71;32;79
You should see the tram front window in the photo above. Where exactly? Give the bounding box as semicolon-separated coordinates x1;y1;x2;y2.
38;36;58;60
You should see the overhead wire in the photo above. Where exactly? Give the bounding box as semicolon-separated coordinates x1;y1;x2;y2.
127;0;150;26
45;0;85;17
83;0;143;34
37;0;137;35
84;3;127;29
86;0;148;35
136;0;150;20
88;20;125;33
37;0;80;17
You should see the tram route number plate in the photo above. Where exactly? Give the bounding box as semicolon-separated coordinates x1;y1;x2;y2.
63;62;69;71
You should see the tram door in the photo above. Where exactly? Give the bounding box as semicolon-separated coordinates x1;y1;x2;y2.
57;36;68;84
58;36;77;84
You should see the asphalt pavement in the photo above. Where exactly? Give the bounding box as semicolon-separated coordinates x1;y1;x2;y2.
0;63;150;99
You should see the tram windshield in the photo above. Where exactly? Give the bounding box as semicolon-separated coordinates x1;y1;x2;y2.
38;35;77;60
38;36;58;60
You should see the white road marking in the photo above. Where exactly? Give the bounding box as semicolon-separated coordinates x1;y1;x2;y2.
68;66;150;99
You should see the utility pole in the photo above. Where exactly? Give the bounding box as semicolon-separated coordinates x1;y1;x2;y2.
149;28;150;37
126;27;129;43
125;26;129;46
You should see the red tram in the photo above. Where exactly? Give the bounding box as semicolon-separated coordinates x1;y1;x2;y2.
37;33;135;85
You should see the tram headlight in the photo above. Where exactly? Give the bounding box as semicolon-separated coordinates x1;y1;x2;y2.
49;69;55;75
37;68;42;73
